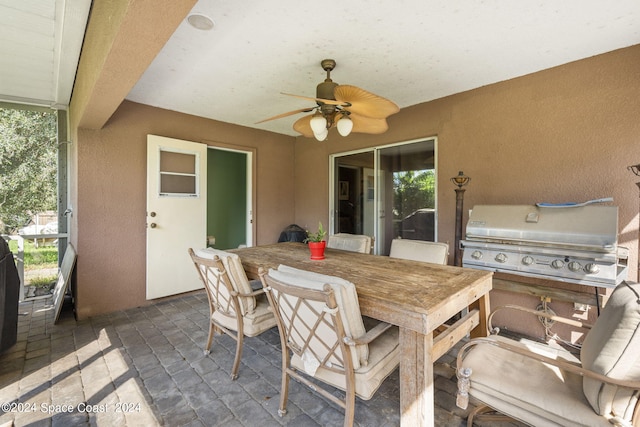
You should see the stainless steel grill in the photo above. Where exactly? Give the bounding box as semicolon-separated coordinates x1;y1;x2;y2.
461;204;628;288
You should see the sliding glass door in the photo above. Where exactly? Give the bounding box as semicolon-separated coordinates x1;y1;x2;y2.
330;138;437;255
333;151;375;237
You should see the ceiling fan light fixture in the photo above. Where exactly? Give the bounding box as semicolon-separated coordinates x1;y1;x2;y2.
257;59;399;140
336;115;353;137
314;129;329;141
310;113;327;134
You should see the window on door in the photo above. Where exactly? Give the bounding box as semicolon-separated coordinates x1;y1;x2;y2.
331;138;437;255
159;150;198;196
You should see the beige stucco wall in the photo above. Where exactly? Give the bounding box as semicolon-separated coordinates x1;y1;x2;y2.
68;34;639;319
290;45;639;340
294;45;640;280
72;101;295;319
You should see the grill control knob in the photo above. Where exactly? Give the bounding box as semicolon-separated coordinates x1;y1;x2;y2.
585;263;600;274
568;261;582;272
495;253;508;263
551;259;564;269
471;250;483;260
521;256;534;266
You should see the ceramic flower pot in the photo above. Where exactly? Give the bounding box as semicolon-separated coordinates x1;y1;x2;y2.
308;241;326;260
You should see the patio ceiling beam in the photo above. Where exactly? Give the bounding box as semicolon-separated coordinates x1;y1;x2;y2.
71;0;198;130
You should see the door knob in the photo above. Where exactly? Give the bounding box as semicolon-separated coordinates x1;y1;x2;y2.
150;223;157;228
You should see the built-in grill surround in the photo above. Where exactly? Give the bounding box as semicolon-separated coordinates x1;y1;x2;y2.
461;204;628;288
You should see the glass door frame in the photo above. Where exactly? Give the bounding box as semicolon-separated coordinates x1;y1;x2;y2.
329;147;379;250
329;136;439;255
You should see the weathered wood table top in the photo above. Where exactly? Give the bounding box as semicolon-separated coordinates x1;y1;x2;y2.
231;242;492;335
231;242;493;427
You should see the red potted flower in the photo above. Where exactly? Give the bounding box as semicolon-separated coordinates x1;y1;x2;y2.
304;222;327;260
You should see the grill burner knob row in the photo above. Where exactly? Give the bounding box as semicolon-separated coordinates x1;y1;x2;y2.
521;256;534;266
585;263;600;274
495;253;508;263
568;261;582;272
551;259;565;269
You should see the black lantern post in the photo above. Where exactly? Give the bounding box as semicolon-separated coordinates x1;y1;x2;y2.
451;171;470;267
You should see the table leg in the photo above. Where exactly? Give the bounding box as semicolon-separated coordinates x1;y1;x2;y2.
468;293;490;338
399;327;434;427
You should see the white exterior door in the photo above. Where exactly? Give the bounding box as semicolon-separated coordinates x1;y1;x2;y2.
146;135;207;299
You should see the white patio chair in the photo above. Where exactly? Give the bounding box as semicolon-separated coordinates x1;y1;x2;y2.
389;238;449;265
327;233;373;254
456;280;640;427
188;248;277;379
259;264;400;427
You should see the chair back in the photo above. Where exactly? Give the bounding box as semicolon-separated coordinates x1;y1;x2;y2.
581;281;640;419
263;265;368;371
389;238;449;265
327;233;372;254
189;249;243;321
191;248;256;314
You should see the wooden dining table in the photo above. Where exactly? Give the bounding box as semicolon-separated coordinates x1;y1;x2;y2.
230;242;493;427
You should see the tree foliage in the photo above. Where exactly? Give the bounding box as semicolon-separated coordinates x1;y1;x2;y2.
393;169;435;220
0;108;57;233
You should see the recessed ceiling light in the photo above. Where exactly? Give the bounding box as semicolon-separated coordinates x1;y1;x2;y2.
187;13;214;31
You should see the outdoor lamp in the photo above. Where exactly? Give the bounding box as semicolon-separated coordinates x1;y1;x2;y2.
452;171;470;266
451;171;471;188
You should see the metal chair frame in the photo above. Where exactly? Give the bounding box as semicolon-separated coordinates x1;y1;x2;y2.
457;303;640;427
189;248;271;379
260;267;393;427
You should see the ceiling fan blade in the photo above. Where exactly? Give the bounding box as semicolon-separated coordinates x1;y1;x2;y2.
281;92;345;106
255;107;314;124
350;113;389;134
292;115;315;138
335;85;399;119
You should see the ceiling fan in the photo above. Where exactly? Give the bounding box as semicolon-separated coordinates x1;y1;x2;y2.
257;59;399;141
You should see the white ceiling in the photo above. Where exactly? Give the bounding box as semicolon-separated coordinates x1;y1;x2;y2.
1;1;639;136
0;0;90;108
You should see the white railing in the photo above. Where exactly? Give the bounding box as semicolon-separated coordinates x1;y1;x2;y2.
2;233;68;301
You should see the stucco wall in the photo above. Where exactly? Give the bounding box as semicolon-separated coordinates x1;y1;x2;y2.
293;45;640;282
73;101;295;318
71;45;639;320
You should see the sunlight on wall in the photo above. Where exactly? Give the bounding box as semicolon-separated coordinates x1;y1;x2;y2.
620;212;639;282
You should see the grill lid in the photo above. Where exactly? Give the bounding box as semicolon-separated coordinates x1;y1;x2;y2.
465;204;618;251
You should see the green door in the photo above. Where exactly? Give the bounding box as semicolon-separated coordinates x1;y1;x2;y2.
207;148;248;250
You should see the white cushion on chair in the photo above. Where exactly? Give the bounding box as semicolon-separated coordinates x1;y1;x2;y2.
270;265;369;368
463;335;611;427
291;320;399;400
211;298;276;337
327;233;372;254
389;239;449;265
581;281;640;420
195;248;257;314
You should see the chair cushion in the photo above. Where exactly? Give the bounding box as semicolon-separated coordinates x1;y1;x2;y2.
464;335;611;427
291;321;399;400
581;281;640;420
195;248;257;314
389;239;449;265
212;293;277;337
327;233;371;254
269;265;369;369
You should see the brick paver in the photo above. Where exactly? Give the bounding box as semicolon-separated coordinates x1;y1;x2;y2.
0;292;510;426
